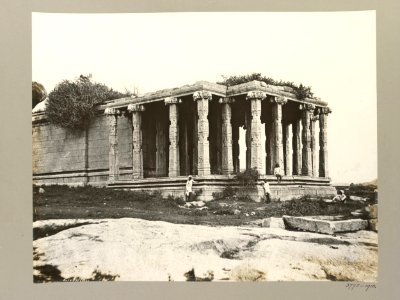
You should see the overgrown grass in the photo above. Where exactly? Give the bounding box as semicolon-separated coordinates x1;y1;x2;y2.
33;185;370;227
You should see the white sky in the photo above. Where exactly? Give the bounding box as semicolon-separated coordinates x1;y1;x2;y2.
32;12;377;184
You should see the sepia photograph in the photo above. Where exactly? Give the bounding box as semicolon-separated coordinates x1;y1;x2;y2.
32;11;377;282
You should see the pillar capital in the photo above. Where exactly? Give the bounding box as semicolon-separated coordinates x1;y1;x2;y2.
104;107;120;115
218;97;235;104
164;97;181;105
300;103;316;112
270;96;288;105
193;90;212;101
319;106;332;115
127;104;145;112
246;90;266;100
311;115;319;122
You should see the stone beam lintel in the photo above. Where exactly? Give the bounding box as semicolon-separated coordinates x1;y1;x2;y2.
104;107;120;115
299;103;316;112
127;104;145;112
164;97;182;105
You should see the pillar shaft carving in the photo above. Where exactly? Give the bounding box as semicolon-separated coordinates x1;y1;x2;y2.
128;104;145;179
271;96;287;173
219;97;234;175
193;91;212;176
284;123;292;176
104;108;120;182
246;91;266;174
292;118;302;175
310;115;319;177
300;103;315;176
319;107;331;177
165;97;181;177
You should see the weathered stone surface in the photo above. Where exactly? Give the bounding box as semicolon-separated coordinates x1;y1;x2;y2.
246;91;265;174
128;104;144;179
292;118;302;175
165;98;180;177
261;217;285;229
349;195;367;202
318;107;331;177
270;96;287;173
194;91;211;176
283;123;292;176
105;108;120;182
300;104;315;176
220;98;234;175
283;215;368;235
310;115;318;177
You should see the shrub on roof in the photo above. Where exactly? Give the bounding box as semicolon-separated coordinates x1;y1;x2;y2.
217;73;314;100
46;75;131;129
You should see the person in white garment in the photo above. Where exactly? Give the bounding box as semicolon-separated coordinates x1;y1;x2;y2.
332;190;347;202
185;175;195;201
262;180;271;203
273;163;283;183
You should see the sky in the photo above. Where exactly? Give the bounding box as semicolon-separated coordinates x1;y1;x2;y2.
32;12;377;184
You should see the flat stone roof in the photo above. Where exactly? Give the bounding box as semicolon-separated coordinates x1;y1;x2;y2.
32;80;328;117
101;80;327;110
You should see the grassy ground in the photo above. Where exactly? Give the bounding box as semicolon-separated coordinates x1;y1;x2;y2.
33;185;375;226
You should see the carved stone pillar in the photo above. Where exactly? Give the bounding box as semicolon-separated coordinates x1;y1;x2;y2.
270;96;287;172
246;91;266;174
310;115;319;177
292;118;302;175
284;123;292;176
193;91;211;176
232;122;240;173
165;97;181;177
128;104;145;179
319;107;331;177
105;108;120;182
219;97;234;175
300;103;315;176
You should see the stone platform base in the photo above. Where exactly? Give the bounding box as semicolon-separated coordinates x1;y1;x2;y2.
107;175;337;202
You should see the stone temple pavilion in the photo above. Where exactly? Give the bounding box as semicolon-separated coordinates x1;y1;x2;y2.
32;80;336;201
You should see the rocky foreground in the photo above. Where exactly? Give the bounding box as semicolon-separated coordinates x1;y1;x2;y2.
33;218;377;282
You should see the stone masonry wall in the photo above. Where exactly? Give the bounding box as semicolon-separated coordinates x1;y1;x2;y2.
32;121;87;184
33;113;133;185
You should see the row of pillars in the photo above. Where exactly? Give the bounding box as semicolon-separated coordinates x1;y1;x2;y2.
104;90;331;182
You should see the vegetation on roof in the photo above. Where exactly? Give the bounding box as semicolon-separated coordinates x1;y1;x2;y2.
217;73;314;100
46;75;133;129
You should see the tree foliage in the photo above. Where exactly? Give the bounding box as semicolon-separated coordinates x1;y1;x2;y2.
46;75;132;129
32;81;47;109
217;73;314;100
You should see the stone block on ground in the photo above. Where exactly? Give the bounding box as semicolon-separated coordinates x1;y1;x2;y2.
261;217;285;229
282;215;368;235
349;195;368;201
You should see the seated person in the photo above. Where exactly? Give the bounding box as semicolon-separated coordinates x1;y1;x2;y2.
332;190;346;202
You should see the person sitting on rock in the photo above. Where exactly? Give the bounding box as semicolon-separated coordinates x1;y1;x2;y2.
185;175;195;202
273;163;283;183
332;190;346;202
